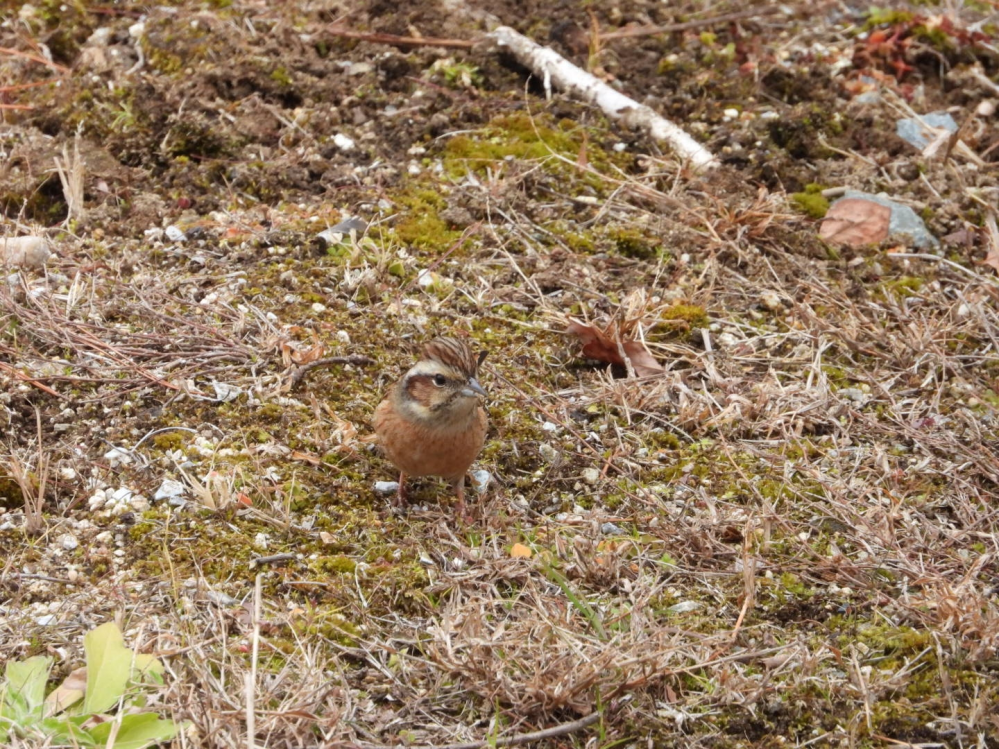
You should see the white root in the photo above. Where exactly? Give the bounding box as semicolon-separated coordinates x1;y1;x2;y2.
487;26;718;172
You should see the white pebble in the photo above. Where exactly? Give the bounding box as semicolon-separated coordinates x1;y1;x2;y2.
333;133;355;151
0;236;51;269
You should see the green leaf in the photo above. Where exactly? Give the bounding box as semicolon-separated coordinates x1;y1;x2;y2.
131;653;164;681
82;623;132;714
40;714;98;746
88;713;180;749
3;656;53;720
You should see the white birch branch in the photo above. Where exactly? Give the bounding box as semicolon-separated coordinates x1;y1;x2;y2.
487;26;718;172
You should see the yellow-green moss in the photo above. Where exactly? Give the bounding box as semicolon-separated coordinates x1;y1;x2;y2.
790;184;830;218
392;187;459;250
661;304;709;329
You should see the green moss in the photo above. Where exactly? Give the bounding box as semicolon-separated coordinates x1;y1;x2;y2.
790;185;830;218
392;187;459;251
780;572;807;595
441;112;616;192
863;8;915;28
608;227;657;260
661;304;709;329
270;66;292;87
152;432;187;450
0;477;25;507
314;555;357;575
880;276;924;299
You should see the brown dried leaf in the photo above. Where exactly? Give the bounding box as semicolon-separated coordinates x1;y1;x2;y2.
291;343;325;365
44;666;87;716
981;244;999;274
567;319;663;377
819;198;891;248
291;450;322;466
621;340;664;377
566;320;626;368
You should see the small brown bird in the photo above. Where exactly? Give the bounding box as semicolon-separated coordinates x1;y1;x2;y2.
373;337;488;517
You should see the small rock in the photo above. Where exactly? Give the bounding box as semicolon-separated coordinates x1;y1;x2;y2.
154;478;186;502
600;522;625;535
667;601;702;614
317;216;367;247
581;467;601;485
471;469;491;494
103;447;133;466
36;614;58;626
58;533;79;550
211;381;242;402
374;481;400;495
760;290;782;311
833;190;939;249
333;133;356;151
0;236;51;268
165;225;187;242
538;443;559;463
838;387;869;405
896;111;957;150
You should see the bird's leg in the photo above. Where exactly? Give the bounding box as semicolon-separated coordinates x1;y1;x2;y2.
453;477;472;523
393;472;407;508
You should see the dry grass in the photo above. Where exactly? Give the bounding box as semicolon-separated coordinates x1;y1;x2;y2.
1;1;999;747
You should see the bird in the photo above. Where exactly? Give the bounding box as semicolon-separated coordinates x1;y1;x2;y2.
373;337;488;518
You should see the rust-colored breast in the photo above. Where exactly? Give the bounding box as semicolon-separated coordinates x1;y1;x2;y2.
374;395;487;482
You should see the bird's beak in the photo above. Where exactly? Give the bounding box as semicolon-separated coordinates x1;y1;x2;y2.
462;378;487;398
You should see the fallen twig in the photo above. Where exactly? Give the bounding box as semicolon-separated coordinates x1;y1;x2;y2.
0;46;70;73
486;26;718;171
0;360;66;398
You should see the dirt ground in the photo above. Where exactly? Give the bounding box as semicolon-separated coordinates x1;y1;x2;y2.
2;0;999;747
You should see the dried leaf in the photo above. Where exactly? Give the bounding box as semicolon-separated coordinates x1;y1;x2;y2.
621;340;664;377
566;320;625;367
294;343;326;365
566;319;663;377
290;450;323;466
981;244;999;274
510;543;533;559
44;666;87;716
819;198;891;247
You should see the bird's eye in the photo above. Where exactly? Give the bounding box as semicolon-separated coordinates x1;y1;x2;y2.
433;374;447;387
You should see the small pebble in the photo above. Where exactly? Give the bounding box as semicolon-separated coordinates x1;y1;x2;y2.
0;236;51;268
760;290;782;311
165;225;187;242
471;469;491;494
600;522;624;536
374;481;400;495
154;478;186;502
581;467;600;485
667;601;702;614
